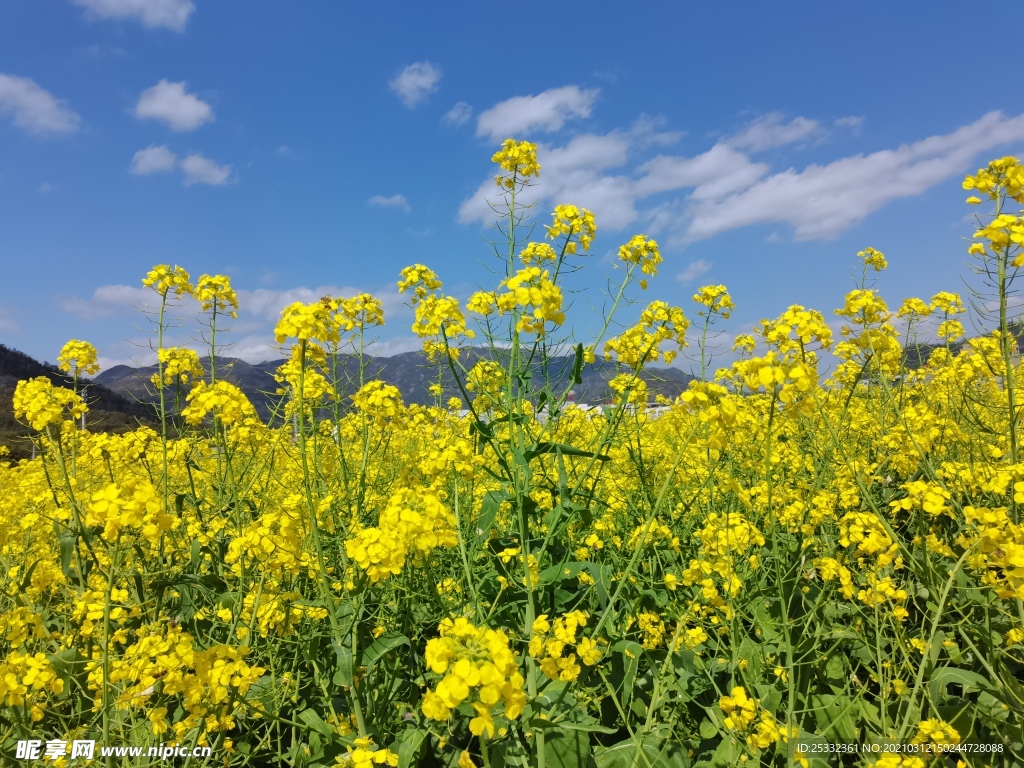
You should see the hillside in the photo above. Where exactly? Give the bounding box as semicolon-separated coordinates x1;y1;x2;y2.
95;348;696;421
0;344;158;461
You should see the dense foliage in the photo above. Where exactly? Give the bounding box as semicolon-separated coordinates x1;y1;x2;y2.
3;144;1024;768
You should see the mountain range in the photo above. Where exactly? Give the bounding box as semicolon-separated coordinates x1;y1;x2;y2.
94;348;697;421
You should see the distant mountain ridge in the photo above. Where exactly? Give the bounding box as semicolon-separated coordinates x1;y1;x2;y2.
95;348;696;421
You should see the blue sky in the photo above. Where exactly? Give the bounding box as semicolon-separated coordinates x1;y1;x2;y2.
1;0;1022;372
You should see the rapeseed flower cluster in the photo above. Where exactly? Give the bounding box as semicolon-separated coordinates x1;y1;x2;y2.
421;618;526;737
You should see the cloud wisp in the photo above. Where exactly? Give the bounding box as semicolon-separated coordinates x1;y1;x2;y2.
443;102;472;127
368;194;411;213
677;260;713;283
0;74;80;135
460;108;1024;246
389;62;442;109
72;0;195;31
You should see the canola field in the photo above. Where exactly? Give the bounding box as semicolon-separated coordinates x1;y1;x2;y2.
3;142;1024;767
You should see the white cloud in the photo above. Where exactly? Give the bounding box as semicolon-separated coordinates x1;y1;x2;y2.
634;144;768;200
460;109;1024;248
475;85;599;142
459;118;681;230
0;74;80;135
72;0;195;31
676;260;712;283
36;182;56;193
217;335;280;363
368;194;411;213
443;101;472;127
60;285;155;320
834;116;865;132
389;62;441;108
135;80;212;131
366;336;425;357
130;145;177;174
686;111;1024;241
726;113;822;152
180;153;231;186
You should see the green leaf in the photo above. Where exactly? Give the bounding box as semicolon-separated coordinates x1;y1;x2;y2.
571;343;585;386
244;674;277;710
361;633;409;670
610;640;644;709
298;709;335;739
49;647;82;699
469;419;493;440
530;718;618;734
524;442;610;462
19;559;40;592
594;735;688;768
823;652;846;682
395;728;427;768
544;728;590;768
58;534;77;577
709;736;741;768
540;561;586;586
474;491;508;548
332;641;354;688
928;667;991;704
810;694;858;741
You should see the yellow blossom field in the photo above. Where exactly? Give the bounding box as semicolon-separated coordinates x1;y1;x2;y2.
4;142;1024;767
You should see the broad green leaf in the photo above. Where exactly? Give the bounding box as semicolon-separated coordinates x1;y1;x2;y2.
361;632;409;670
332;641;354;688
594;735;687;768
928;666;991;704
298;708;334;739
395;728;427;768
474;491;508;548
543;728;589;768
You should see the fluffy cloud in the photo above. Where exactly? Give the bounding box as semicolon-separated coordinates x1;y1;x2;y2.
475;85;599;143
135;80;213;131
368;194;411;212
686;111;1024;241
180;153;231;186
461;109;1024;246
0;74;80;135
676;260;713;283
130;145;177;174
389;62;441;108
459;118;681;229
366;336;425;357
60;285;154;320
443;101;472;127
72;0;195;31
726;113;823;152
